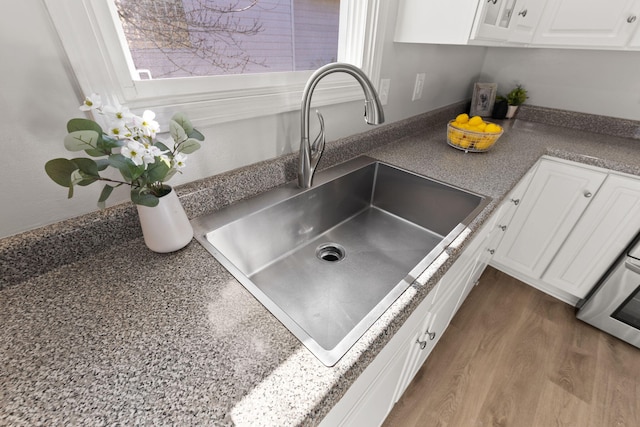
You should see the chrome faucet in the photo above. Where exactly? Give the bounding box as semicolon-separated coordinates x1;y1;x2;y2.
298;62;385;188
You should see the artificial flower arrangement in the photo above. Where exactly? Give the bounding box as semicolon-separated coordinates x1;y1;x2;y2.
45;93;204;208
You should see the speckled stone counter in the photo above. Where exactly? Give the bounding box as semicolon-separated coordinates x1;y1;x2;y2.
2;105;640;426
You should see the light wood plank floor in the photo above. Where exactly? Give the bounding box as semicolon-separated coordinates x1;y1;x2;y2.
383;267;640;427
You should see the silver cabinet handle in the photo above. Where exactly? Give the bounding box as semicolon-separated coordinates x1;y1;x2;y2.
628;15;637;23
488;0;497;4
416;331;436;350
511;198;520;205
518;9;528;17
584;191;592;198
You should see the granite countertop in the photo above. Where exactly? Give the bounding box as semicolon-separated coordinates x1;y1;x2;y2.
2;105;640;426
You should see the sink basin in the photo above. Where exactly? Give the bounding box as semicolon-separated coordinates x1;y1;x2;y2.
192;156;489;366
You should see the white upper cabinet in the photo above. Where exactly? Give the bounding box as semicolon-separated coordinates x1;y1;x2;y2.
532;0;640;47
394;0;640;49
394;0;479;45
472;0;549;44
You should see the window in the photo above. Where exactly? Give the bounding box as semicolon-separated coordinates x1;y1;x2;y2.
115;0;340;79
44;0;386;125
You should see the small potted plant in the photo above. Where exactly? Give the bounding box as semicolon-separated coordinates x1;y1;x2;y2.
505;85;528;119
491;95;508;119
45;93;205;252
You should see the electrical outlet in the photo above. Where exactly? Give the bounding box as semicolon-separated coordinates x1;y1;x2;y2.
379;78;390;105
412;73;426;101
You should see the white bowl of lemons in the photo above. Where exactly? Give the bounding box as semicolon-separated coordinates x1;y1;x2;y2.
447;114;503;153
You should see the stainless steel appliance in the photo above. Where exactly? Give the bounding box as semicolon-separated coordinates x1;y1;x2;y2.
577;233;640;348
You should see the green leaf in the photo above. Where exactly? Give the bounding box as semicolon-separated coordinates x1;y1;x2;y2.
177;138;201;154
64;130;100;152
95;159;110;171
163;168;178;182
67;118;103;134
170;119;188;144
188;128;205;141
146;159;170;183
45;158;77;188
171;112;194;135
108;154;144;181
98;135;123;153
97;184;115;209
71;158;99;177
84;148;105;157
155;141;172;153
131;188;159;207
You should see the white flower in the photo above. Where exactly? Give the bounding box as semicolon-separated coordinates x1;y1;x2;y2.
141;144;166;167
172;153;188;170
103;103;133;122
121;140;145;166
107;120;129;139
79;93;102;111
135;110;160;138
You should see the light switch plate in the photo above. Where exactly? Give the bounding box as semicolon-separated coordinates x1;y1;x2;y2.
412;73;426;101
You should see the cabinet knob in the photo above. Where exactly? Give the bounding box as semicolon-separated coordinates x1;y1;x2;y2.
416;331;437;350
488;0;498;4
518;9;528;17
498;225;507;231
628;15;637;23
511;198;520;205
584;191;592;198
488;249;496;255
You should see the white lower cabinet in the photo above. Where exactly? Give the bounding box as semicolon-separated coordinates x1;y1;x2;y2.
491;156;640;304
543;173;640;298
491;158;607;295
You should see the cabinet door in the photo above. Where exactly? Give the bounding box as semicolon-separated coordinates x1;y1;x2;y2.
533;0;640;47
508;0;549;43
337;338;414;427
473;0;519;41
395;258;471;398
543;173;640;299
630;21;640;47
394;0;479;44
492;159;606;280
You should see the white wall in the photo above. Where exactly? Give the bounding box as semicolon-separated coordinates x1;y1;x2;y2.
480;47;640;120
0;1;488;238
6;2;638;239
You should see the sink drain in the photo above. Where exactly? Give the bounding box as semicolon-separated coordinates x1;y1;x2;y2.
316;243;346;262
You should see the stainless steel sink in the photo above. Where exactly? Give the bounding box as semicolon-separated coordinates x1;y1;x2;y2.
192;156;489;366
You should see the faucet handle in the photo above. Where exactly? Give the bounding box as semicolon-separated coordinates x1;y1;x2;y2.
310;110;326;163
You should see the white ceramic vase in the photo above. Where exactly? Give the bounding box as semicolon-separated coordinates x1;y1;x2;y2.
136;188;193;253
505;105;519;119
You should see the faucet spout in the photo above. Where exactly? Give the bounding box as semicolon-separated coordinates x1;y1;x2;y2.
298;62;385;188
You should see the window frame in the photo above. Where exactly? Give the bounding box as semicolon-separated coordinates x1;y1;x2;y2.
43;0;387;127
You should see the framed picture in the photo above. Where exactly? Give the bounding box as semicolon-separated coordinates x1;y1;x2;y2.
470;83;497;117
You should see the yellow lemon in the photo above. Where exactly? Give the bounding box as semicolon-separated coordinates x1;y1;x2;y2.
485;123;502;133
457;137;471;148
455;113;469;124
468;115;483;127
475;140;493;150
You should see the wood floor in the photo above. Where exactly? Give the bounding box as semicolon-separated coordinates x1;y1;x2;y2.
383;267;640;427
